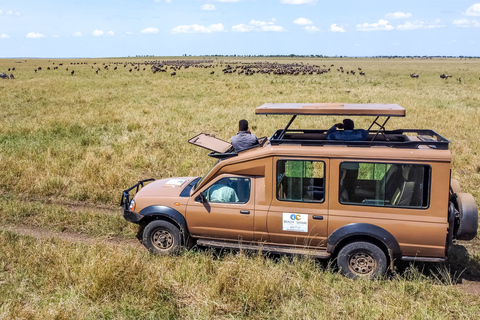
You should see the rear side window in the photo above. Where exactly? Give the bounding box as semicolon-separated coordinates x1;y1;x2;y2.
339;162;430;208
277;160;325;202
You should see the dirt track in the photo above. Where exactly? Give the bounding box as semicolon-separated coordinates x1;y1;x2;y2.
1;224;143;250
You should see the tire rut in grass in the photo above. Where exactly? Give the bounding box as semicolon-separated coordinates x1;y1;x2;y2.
1;224;144;250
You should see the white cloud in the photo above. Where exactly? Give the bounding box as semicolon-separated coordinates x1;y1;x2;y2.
155;0;172;2
73;32;82;37
385;12;412;19
293;18;313;25
356;19;394;31
210;0;241;2
1;10;20;16
281;0;317;4
142;27;159;34
1;33;10;39
453;19;480;28
107;31;114;36
232;24;254;32
465;4;480;17
52;35;60;38
397;20;444;31
232;19;286;32
202;4;216;10
262;25;287;32
305;26;320;32
171;23;225;33
250;20;271;27
26;32;46;38
330;24;345;32
93;30;104;36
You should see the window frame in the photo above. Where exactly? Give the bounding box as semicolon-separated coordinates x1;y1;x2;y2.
276;159;326;204
338;161;432;209
201;176;251;204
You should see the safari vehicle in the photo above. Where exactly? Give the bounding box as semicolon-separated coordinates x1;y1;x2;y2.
121;103;478;279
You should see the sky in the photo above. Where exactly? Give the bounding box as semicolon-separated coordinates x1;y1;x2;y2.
0;0;479;58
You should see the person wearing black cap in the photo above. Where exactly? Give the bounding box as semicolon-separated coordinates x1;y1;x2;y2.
326;118;368;141
231;119;259;152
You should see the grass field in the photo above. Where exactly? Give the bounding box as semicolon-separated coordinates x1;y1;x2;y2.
1;56;480;319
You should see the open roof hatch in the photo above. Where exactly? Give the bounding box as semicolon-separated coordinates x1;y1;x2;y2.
256;103;406;142
188;133;232;153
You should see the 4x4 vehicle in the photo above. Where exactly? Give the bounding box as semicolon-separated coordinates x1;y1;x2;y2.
121;103;478;278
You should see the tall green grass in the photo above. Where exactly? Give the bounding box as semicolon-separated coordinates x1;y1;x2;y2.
1;57;479;318
1;57;480;203
1;230;479;319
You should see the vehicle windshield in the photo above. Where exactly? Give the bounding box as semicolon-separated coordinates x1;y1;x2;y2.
193;162;218;192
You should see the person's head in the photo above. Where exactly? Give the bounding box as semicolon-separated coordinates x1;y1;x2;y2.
239;119;249;131
343;119;354;131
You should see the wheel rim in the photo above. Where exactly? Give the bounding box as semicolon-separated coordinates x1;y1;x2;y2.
151;228;174;250
348;250;377;275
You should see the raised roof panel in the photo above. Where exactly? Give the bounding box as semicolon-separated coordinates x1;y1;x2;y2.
256;103;406;117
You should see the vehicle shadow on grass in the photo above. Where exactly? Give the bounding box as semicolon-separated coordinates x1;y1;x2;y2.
393;244;480;285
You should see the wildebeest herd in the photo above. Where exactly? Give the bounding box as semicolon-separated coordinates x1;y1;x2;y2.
2;59;480;80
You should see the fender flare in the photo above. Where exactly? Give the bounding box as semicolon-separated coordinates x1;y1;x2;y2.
327;223;402;259
139;205;189;239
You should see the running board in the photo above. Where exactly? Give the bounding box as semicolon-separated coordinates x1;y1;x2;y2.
400;256;446;263
196;239;331;259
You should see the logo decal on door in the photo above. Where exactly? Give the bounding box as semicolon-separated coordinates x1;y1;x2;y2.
283;213;308;232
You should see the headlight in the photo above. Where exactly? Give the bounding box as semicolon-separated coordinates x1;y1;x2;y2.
128;199;136;212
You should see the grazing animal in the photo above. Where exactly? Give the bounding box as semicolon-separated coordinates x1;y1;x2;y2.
171;72;176;76
440;74;451;79
359;71;365;76
410;73;419;78
0;72;8;79
71;70;74;76
9;73;14;79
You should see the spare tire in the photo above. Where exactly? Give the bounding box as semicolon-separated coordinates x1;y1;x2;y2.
455;192;478;240
450;179;462;195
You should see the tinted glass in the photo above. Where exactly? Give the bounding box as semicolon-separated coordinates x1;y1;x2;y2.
277;160;325;202
339;162;430;208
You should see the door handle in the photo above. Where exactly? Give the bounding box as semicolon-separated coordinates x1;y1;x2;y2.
313;215;324;220
240;210;250;214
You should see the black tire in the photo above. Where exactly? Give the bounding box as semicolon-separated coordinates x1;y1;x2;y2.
455;193;478;240
143;220;181;255
337;241;387;279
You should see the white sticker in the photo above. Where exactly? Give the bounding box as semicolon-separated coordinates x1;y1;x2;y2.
282;213;308;232
165;179;186;186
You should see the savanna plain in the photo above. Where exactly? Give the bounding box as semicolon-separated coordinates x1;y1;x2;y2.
0;56;479;319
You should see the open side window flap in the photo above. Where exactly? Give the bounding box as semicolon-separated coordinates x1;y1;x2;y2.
189;133;232;153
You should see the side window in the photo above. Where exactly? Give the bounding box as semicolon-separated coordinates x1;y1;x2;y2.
339;162;430;208
277;160;325;202
203;177;250;203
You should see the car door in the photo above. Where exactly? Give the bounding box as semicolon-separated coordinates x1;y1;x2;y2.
266;158;329;247
186;175;255;241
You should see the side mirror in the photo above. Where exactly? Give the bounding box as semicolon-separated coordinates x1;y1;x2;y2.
197;192;207;203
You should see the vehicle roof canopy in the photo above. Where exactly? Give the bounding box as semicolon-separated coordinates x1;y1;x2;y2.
256;103;405;117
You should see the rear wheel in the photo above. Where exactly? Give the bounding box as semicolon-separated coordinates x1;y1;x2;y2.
337;241;387;279
143;220;181;255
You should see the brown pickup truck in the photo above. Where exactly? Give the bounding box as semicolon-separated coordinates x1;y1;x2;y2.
121;103;478;278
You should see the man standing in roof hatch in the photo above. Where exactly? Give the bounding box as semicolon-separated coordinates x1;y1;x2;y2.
231;119;259;152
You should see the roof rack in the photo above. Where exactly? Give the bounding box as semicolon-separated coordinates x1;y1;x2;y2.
269;129;450;150
257;103;449;150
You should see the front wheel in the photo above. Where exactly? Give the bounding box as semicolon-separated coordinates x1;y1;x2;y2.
143;220;181;255
337;241;387;279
